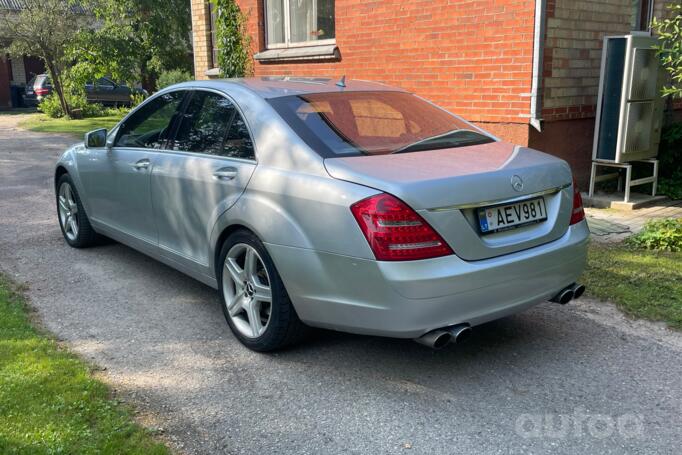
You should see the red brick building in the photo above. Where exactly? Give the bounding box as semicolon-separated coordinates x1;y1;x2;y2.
190;0;673;185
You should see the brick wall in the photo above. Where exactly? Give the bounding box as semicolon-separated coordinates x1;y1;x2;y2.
541;0;672;122
191;0;213;80
194;0;537;125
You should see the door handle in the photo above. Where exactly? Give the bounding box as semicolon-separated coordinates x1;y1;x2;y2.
133;158;150;170
213;167;238;181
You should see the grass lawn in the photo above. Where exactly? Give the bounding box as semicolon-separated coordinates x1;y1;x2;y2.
582;243;682;330
0;275;169;455
18;114;123;138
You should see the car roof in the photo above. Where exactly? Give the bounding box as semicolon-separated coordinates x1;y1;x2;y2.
187;77;406;99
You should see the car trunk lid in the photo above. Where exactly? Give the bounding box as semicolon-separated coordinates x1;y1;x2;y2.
324;141;574;261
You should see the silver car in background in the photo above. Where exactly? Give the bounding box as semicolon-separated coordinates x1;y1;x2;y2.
54;77;589;351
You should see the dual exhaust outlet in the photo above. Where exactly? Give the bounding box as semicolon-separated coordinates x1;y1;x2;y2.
414;283;585;349
550;282;585;305
415;323;472;350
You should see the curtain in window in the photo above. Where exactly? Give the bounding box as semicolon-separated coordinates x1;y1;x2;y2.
266;0;285;45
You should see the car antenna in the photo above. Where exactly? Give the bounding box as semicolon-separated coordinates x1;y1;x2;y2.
336;75;346;88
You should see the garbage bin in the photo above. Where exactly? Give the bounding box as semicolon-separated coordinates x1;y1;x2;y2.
10;85;24;108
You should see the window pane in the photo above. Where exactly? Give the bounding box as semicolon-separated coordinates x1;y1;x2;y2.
96;77;115;89
115;91;185;149
266;0;285;45
223;112;255;160
172;91;235;155
209;3;219;67
268;92;493;157
289;0;335;43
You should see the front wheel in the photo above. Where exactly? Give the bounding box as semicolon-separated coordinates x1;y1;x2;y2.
218;230;307;351
56;174;99;248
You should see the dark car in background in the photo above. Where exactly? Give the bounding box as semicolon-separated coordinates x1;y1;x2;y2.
23;74;147;107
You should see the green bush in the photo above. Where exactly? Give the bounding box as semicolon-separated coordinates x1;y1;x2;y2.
626;218;682;252
37;93;67;118
157;69;192;90
210;0;252;77
657;123;682;200
652;4;682;99
38;92;108;119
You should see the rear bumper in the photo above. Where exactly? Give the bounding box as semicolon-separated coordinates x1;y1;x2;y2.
266;221;590;338
22;95;40;107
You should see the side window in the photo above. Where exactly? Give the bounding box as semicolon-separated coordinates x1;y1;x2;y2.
115;91;185;149
96;77;115;89
172;91;235;155
223;112;255;160
172;91;256;160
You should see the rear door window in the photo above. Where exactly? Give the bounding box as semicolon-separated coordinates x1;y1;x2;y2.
171;91;255;160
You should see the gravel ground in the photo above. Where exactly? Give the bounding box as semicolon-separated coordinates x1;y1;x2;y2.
1;116;681;455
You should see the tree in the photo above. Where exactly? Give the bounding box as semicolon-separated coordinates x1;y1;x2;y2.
74;0;192;91
210;0;252;78
652;3;682;99
0;0;86;117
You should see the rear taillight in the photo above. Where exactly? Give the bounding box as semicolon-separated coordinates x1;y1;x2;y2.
35;87;49;96
570;177;585;225
351;193;453;261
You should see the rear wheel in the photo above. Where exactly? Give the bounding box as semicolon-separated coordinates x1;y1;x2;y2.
56;174;99;248
218;230;307;351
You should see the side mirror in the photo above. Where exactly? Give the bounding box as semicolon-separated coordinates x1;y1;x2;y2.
85;128;107;148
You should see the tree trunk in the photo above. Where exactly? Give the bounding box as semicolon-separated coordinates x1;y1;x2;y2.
45;61;71;118
139;57;157;93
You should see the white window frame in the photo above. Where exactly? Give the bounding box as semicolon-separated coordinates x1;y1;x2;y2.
634;0;655;32
265;0;336;50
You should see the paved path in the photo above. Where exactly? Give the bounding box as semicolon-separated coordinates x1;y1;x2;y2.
1;116;681;454
586;201;682;242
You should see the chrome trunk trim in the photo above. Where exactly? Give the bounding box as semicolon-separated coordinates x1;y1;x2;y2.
426;183;571;212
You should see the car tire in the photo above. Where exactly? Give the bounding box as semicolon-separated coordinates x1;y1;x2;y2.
217;230;308;351
56;174;99;248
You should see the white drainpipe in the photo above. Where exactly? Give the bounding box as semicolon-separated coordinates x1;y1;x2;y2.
530;0;547;132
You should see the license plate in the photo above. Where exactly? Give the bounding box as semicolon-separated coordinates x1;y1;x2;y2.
26;90;33;95
478;197;547;234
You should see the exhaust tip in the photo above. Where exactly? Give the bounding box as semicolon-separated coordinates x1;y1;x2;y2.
572;284;585;300
557;289;574;304
415;330;452;349
447;324;472;344
432;332;453;349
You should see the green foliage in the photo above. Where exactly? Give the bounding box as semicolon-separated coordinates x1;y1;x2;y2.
129;93;146;109
0;275;170;454
626;218;682;252
157;69;193;90
38;93;108;119
0;0;87;117
659;173;682;200
210;0;253;78
652;3;682;98
583;244;682;329
657;122;682;199
76;0;192;90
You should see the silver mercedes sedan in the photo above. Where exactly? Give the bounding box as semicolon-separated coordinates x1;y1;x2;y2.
54;77;589;351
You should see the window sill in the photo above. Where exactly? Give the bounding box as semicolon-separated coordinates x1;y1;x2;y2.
205;68;221;78
254;44;340;62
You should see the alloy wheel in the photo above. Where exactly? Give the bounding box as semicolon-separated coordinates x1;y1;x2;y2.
58;182;79;241
222;243;273;338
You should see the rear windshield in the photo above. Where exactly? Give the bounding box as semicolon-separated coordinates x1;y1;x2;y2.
35;75;50;87
268;91;494;157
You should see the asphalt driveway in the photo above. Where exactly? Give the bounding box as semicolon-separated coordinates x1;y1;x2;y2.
1;116;681;454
